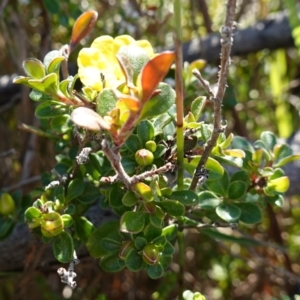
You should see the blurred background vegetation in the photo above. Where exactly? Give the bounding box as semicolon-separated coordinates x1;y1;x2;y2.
1;0;300;299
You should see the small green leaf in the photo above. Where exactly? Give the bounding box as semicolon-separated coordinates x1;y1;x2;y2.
214;155;244;168
202;228;261;246
35;100;69;119
96;88;118;117
109;185;126;208
51;115;71;133
135;236;148;250
42;0;60;14
266;176;290;193
253;141;271;161
137;120;155;146
29;90;54;102
153;144;167;158
77;184;100;204
227;181;247;200
149;214;164;228
47;56;65;75
230;170;250;185
184;156;224;180
161;242;175;257
87;221;121;258
198;191;221;209
59;77;73;97
235;202;262;224
122;190;139;207
231;136;254;153
29;73;59;95
125;249;144;271
43;50;62;72
66;179;85;202
100;253;125;272
74;216;94;243
0;217;14;240
191;96;206;121
53;231;74;263
121;156;137;175
200;124;213;142
140;83;175;120
124;135;141;153
161;224;178;241
153;112;173;136
216;203;241;222
260;131;277;151
219;133;234;149
205;170;229;197
144;223;162;242
157;200;185;217
166;190;199;206
120;211;146;234
273;144;293;162
152;235;167;247
147;263;164;279
267;194;284;207
101;238;121;253
274;154;300;167
22;58;46;79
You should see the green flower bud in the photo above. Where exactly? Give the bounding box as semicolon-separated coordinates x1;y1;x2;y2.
142;244;160;265
135;149;154;167
145;141;157;152
41;212;64;238
0;193;15;216
61;214;73;227
25;207;42;223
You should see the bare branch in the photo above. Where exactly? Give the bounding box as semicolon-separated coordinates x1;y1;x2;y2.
189;0;237;191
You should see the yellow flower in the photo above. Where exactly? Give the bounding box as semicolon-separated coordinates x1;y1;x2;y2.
78;35;154;91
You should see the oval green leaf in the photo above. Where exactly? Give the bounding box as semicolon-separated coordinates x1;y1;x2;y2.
35;100;69;119
235;202;262;224
53;231;74;263
227;181;247;200
22;58;45;79
147;262;164;279
157;200;185;217
216;203;241;222
198;191;221;209
66;179;85;202
120;211;146;234
166;190;199;206
100;252;125;272
125;249;144;272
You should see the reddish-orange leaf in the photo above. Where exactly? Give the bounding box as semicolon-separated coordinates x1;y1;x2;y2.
117;96;141;112
141;51;175;103
69;11;98;52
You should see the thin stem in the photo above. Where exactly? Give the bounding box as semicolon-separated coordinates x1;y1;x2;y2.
177;230;185;300
174;0;184;190
189;0;237;191
101;139;132;188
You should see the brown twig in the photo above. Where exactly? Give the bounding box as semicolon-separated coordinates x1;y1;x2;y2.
100;142;174;187
189;0;237;191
